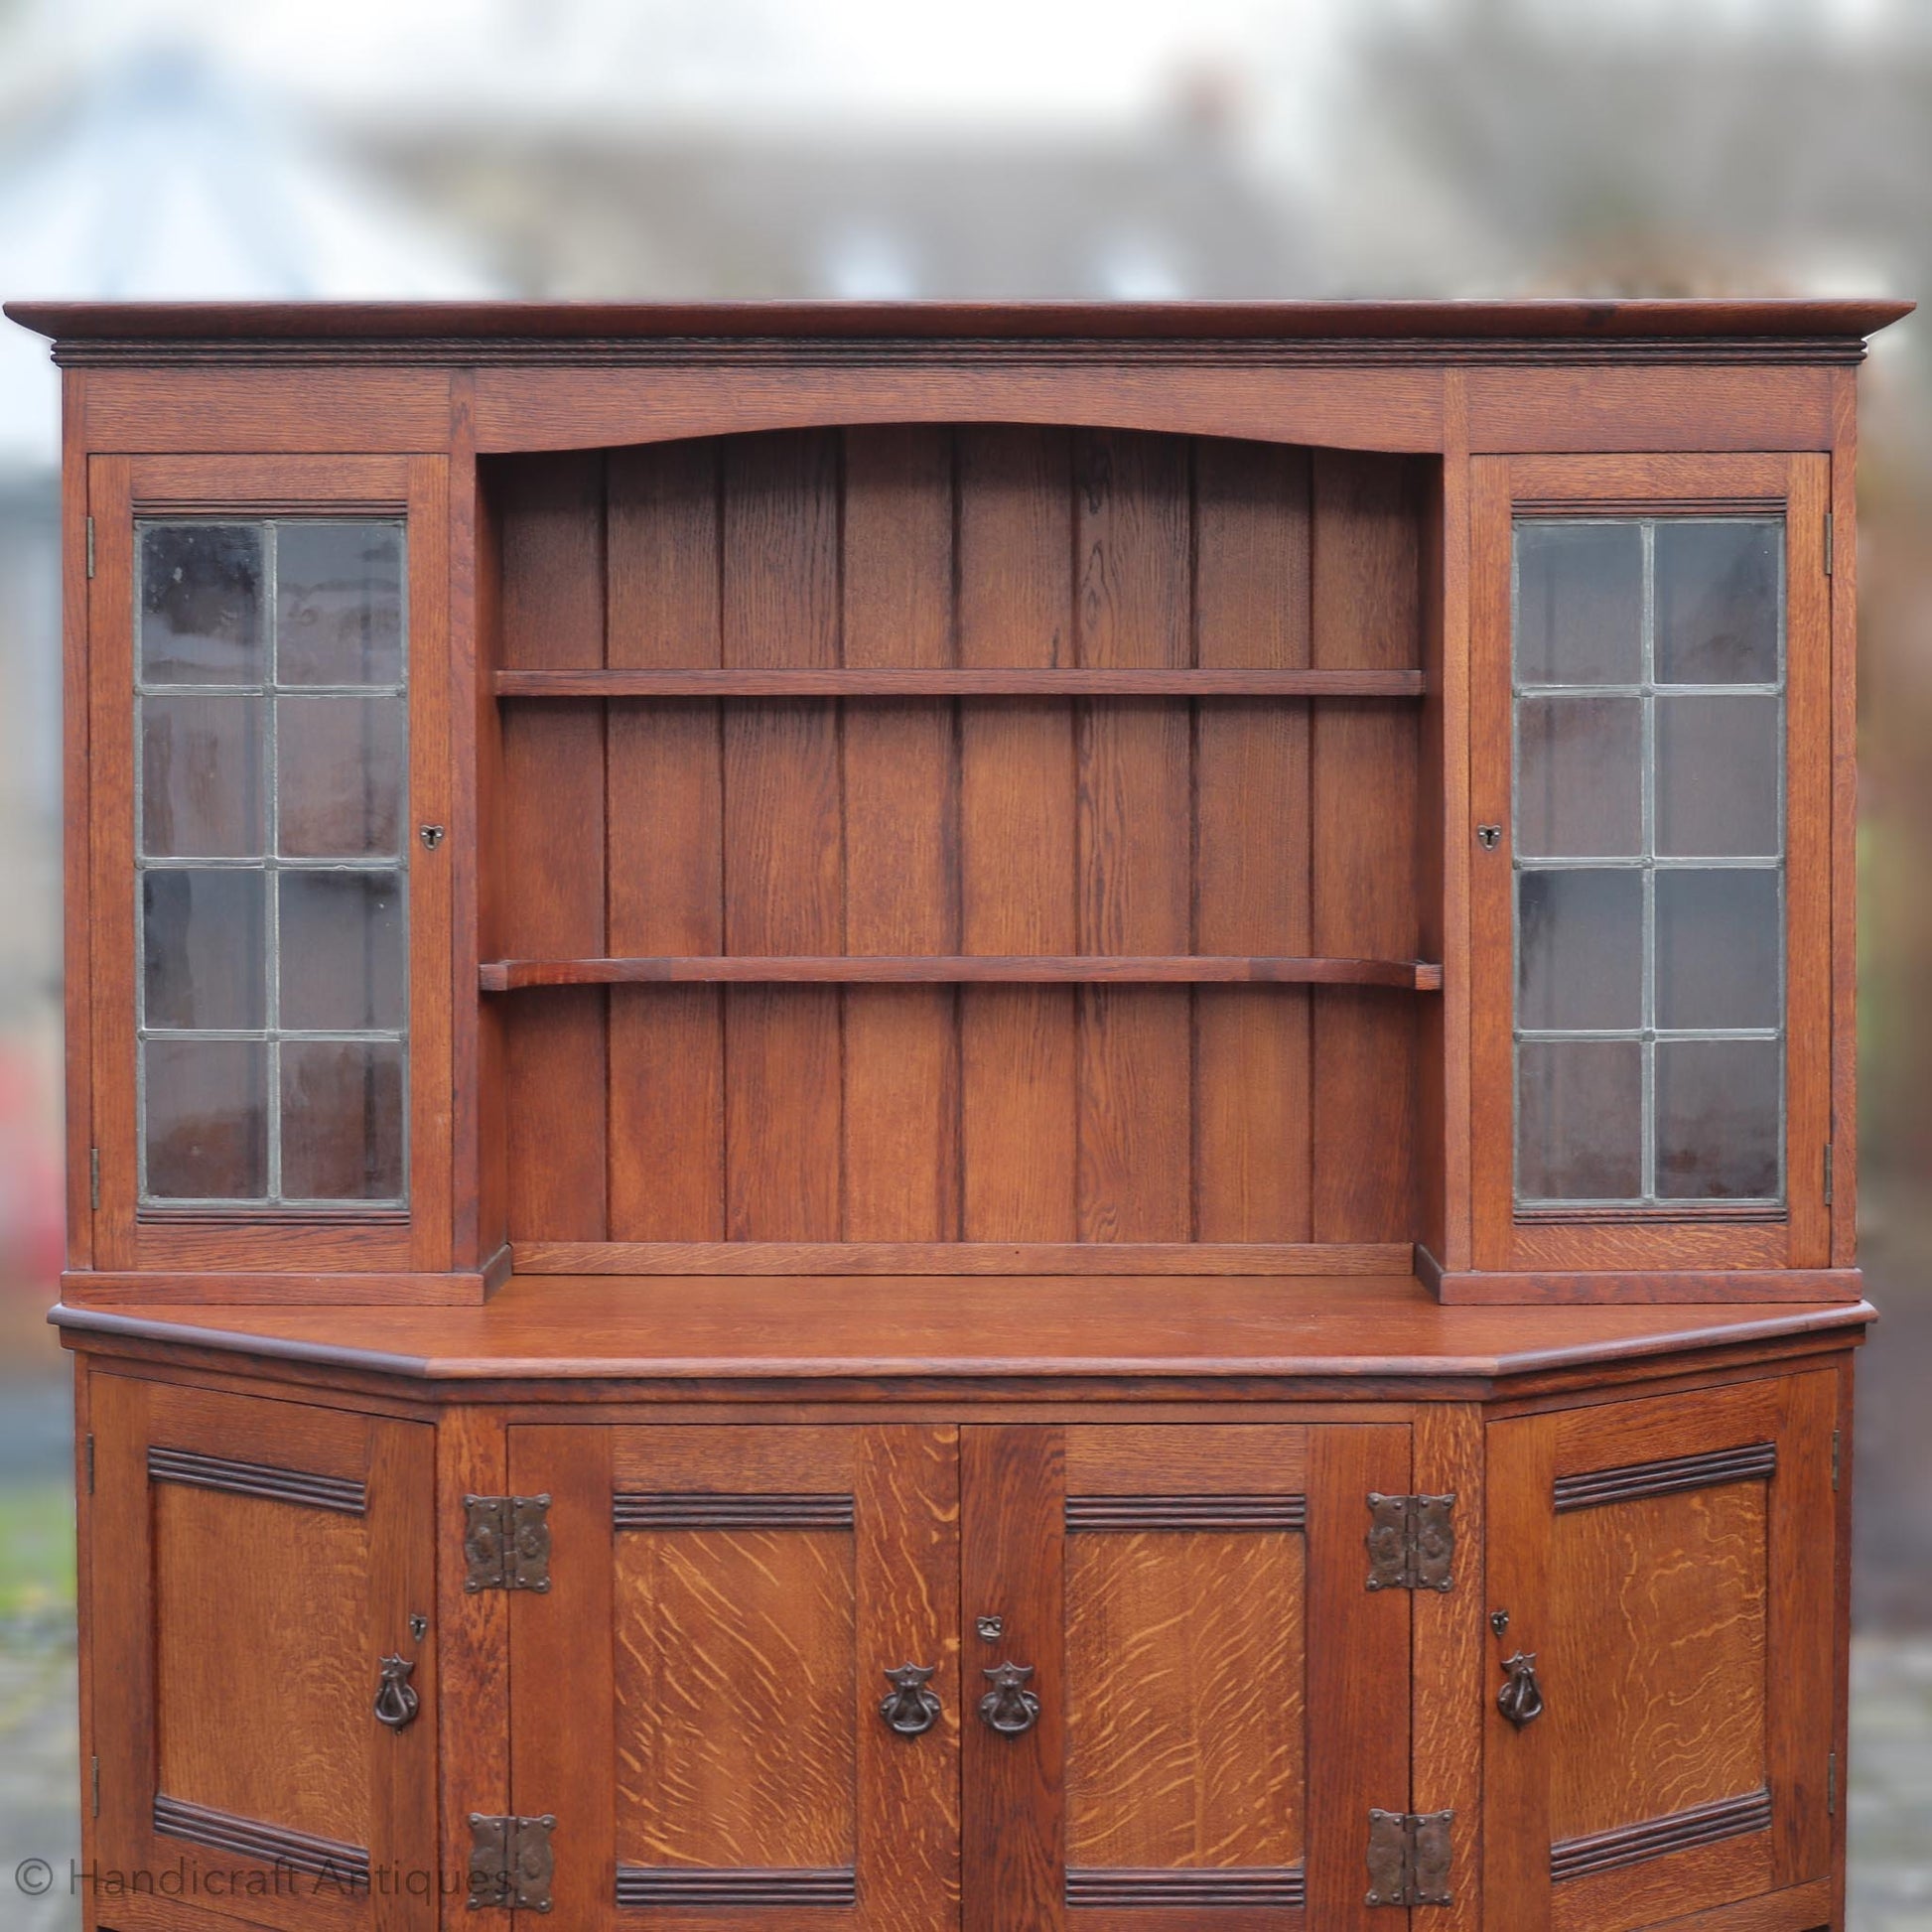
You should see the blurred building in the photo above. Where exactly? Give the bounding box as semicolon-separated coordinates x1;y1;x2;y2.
357;90;1305;300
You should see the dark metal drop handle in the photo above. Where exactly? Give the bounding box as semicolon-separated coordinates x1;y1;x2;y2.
879;1664;942;1736
979;1662;1040;1736
1497;1651;1544;1729
374;1653;420;1730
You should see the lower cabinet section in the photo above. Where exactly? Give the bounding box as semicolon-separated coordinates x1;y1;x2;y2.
81;1368;1847;1931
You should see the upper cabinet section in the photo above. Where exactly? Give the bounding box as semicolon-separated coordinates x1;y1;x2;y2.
1470;455;1835;1279
23;300;1894;1305
85;456;451;1283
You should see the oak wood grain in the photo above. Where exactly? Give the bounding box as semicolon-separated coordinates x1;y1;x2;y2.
841;427;959;1243
722;431;843;1243
496;665;1423;697
957;426;1080;1246
498;453;608;1242
1065;1526;1305;1869
605;439;726;1243
1311;452;1423;1244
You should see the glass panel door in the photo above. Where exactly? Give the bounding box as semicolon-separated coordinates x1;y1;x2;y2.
136;518;409;1208
1512;517;1785;1210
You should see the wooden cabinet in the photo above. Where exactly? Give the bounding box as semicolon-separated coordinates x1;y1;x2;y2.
12;295;1903;1930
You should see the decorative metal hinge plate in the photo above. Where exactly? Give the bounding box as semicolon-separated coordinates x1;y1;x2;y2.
468;1813;555;1913
1366;1492;1455;1591
464;1495;552;1593
1366;1808;1453;1907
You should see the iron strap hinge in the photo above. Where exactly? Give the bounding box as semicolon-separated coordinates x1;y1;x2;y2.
1366;1808;1454;1907
463;1495;552;1593
467;1813;555;1913
1365;1492;1456;1591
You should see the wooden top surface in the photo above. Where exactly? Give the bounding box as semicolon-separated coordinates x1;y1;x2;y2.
5;296;1912;346
51;1275;1872;1387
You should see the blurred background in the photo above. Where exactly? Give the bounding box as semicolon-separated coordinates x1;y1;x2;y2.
0;0;1926;1923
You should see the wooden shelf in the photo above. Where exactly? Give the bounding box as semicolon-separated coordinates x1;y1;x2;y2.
492;667;1426;700
480;954;1446;992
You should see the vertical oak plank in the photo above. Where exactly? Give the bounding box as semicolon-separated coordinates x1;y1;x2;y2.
1194;438;1313;1241
958;427;1078;1241
1412;1403;1485;1932
85;457;137;1266
1311;452;1423;1243
961;1425;1065;1932
1306;1423;1414;1932
606;442;726;1241
1073;430;1191;1241
1783;455;1834;1270
842;427;960;1240
499;453;608;1241
1483;1413;1557;1930
88;1373;155;1906
722;431;844;1240
63;369;93;1268
1769;1370;1837;1887
366;1419;438;1932
406;458;455;1273
856;1425;963;1929
507;1425;615;1929
1829;1357;1855;1928
436;1406;509;1932
1466;458;1517;1270
1827;376;1860;1269
1421;372;1474;1273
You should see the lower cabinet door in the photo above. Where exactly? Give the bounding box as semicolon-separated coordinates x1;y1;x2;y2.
960;1423;1416;1932
508;1424;960;1929
89;1373;438;1932
1485;1372;1839;1932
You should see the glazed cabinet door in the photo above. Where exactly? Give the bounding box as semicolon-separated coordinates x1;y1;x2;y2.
88;1374;437;1932
1485;1373;1839;1931
961;1423;1416;1932
83;455;452;1280
1469;454;1836;1278
507;1424;959;1929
